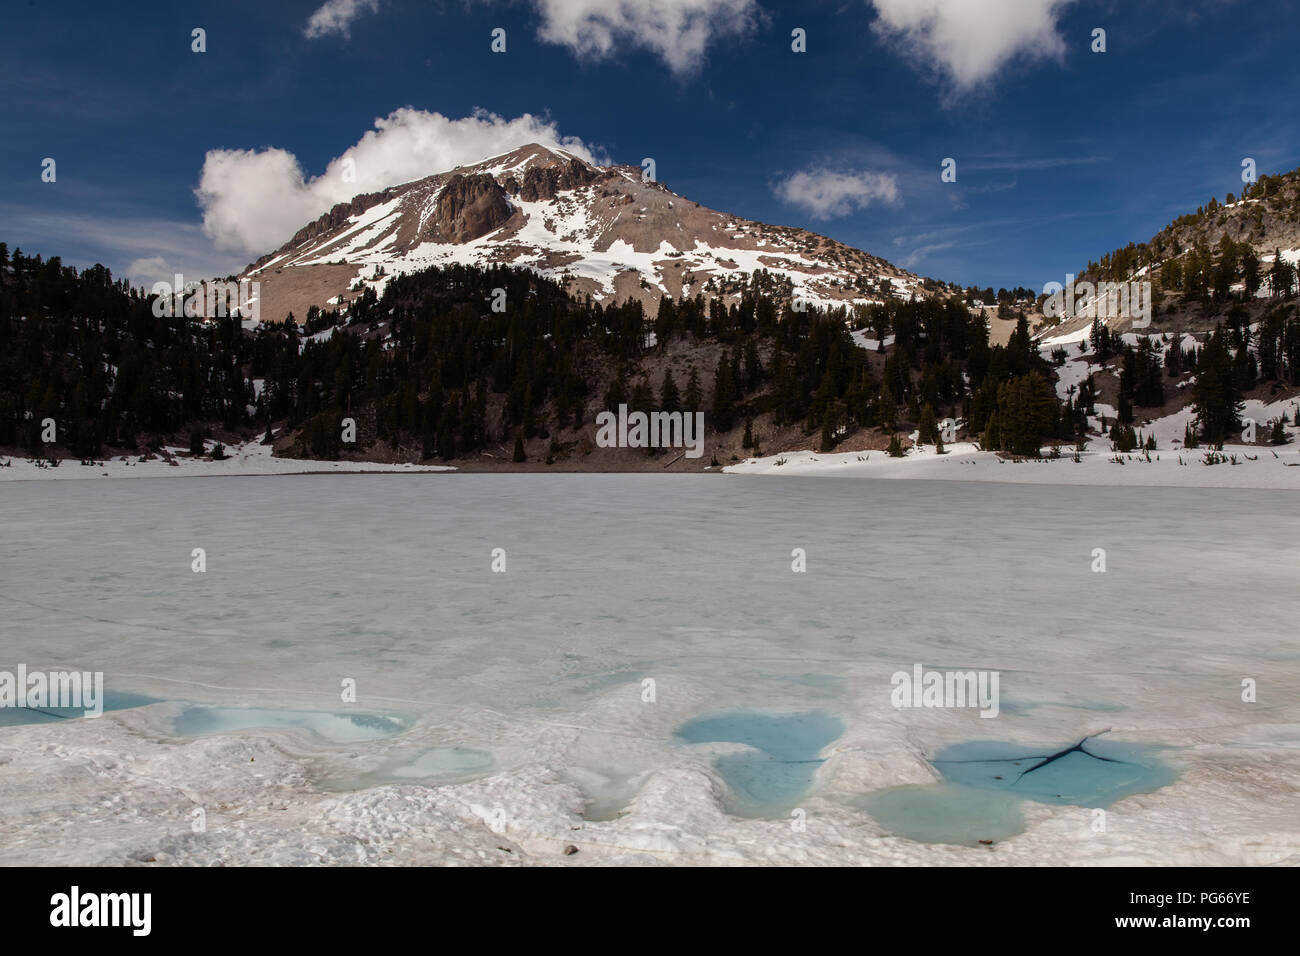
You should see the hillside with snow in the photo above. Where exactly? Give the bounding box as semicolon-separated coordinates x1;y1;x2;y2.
1033;166;1300;346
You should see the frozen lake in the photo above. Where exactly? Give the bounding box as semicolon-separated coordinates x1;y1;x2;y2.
1;474;1297;864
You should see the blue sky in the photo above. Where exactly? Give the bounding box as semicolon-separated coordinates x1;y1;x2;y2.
2;0;1297;292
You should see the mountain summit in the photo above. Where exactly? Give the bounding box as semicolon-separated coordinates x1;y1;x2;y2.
241;143;922;323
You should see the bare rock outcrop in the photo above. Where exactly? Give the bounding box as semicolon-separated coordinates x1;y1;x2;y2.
427;173;512;243
513;159;600;201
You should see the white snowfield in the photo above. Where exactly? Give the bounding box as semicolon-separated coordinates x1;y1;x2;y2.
0;475;1296;866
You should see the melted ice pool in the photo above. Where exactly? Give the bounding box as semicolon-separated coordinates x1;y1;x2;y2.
676;710;843;817
172;706;408;743
321;745;496;791
0;691;159;727
930;737;1177;805
861;736;1177;845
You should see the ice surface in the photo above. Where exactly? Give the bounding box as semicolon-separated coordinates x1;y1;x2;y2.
0;474;1297;864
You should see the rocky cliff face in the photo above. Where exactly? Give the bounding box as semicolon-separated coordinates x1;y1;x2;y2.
284;189;401;250
508;158;601;201
426;174;513;243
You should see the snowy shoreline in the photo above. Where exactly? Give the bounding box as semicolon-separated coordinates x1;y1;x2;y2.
725;389;1300;490
0;438;455;481
723;440;1300;489
6;437;1300;488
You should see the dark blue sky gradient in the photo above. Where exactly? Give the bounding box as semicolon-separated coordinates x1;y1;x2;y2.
1;0;1296;290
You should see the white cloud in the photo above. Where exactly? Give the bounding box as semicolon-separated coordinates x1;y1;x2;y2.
124;255;173;288
195;107;599;255
774;168;900;219
303;0;380;40
899;241;957;269
870;0;1073;91
528;0;760;74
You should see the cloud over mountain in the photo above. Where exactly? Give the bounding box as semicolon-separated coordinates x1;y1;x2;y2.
195;108;597;255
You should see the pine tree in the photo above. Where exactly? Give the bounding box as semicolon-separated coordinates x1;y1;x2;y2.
1111;423;1137;453
878;382;896;432
980;411;1000;451
743;339;763;392
512;434;526;462
1192;329;1244;443
660;369;681;413
1270;248;1295;298
917;403;938;444
887;432;904;457
1117;392;1133;425
685;367;703;414
1164;335;1182;376
1091;318;1110;360
819;416;835;453
630;380;654;415
603;376;627;412
1242;248;1261;297
1161;256;1183;292
986;373;1058;457
711;358;736;432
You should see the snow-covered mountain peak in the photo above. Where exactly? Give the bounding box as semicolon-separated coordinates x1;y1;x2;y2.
241;143;923;324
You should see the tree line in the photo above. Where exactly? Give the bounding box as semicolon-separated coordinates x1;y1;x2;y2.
2;244;1079;461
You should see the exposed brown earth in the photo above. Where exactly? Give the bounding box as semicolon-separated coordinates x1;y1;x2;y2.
245;263;359;326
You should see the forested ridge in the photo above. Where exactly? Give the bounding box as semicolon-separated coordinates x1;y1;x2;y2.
1;240;1089;464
